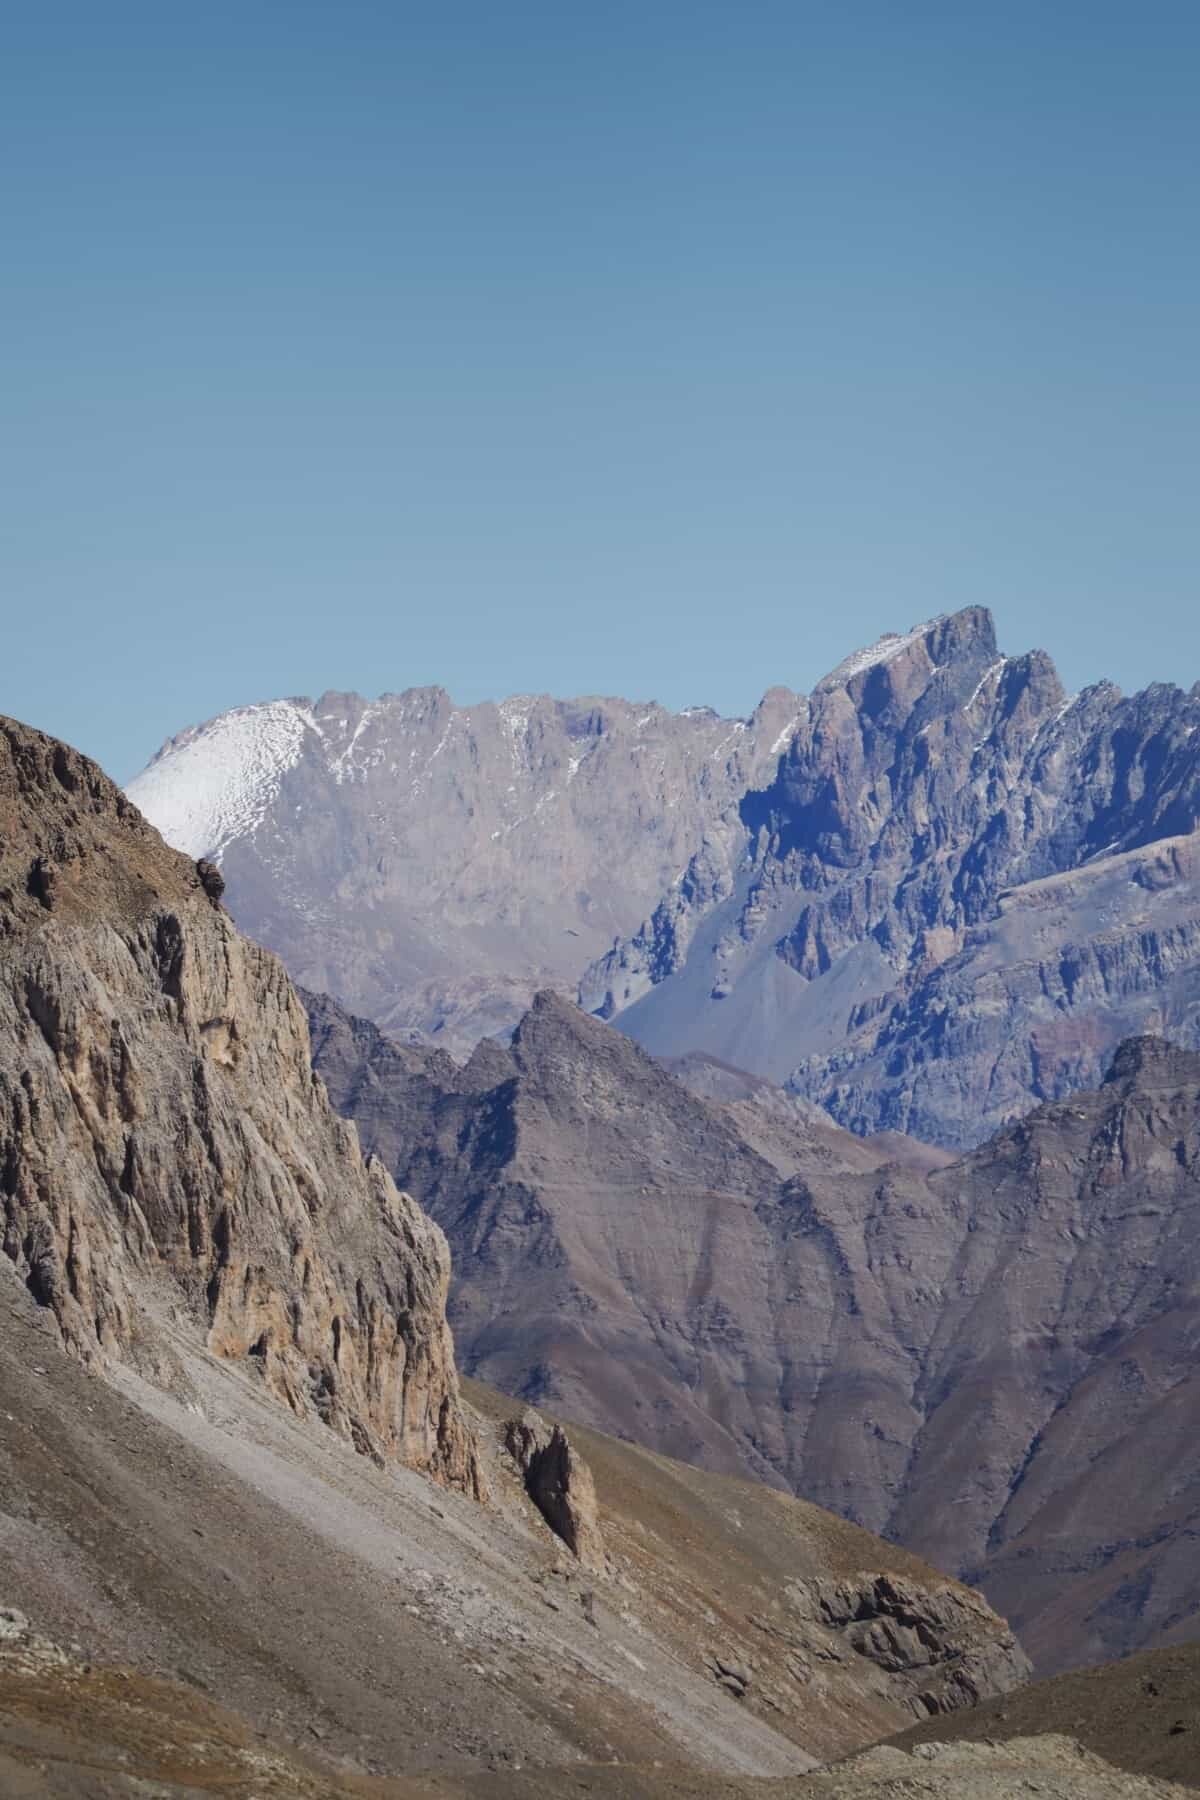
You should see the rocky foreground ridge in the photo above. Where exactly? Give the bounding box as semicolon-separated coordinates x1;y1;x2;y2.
0;1595;1187;1796
130;607;1200;1147
0;714;479;1489
310;986;1200;1673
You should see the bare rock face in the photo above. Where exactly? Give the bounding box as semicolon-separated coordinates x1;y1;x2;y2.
705;1566;1032;1720
784;1575;1030;1718
309;983;1200;1672
504;1407;606;1572
0;716;481;1493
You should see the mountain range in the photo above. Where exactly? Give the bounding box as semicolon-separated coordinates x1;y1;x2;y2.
116;606;1200;1678
0;711;1036;1791
5;699;1200;1790
129;605;1200;1149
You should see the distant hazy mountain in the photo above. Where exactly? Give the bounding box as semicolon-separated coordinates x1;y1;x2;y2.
130;607;1200;1146
128;683;801;1054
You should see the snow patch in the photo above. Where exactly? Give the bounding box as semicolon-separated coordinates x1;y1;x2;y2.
330;702;384;785
818;618;941;690
770;715;802;755
127;701;317;859
963;659;1007;711
709;722;748;760
409;717;457;795
1031;692;1080;741
499;698;534;734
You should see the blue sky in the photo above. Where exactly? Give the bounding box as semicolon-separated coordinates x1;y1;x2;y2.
4;2;1199;780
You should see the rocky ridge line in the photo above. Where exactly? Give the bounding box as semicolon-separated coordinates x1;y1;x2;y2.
0;715;481;1491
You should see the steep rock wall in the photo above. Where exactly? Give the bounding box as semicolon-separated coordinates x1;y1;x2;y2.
0;716;481;1492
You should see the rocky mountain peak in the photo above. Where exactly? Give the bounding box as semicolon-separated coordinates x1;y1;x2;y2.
517;985;588;1028
512;986;640;1065
503;992;729;1170
813;605;997;701
929;602;998;662
459;1032;518;1090
602;622;1200;1147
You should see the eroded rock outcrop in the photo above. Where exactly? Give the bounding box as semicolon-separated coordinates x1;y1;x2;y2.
0;716;482;1492
504;1407;606;1572
785;1575;1031;1718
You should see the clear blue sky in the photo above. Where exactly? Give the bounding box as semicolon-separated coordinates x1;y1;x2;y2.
4;2;1199;781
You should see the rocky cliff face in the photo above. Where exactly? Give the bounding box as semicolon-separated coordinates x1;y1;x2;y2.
778;1573;1029;1719
601;608;1200;1147
309;987;1200;1672
788;830;1200;1147
129;610;1200;1147
0;715;480;1491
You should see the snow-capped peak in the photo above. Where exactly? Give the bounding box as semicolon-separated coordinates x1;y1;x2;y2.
127;699;319;859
